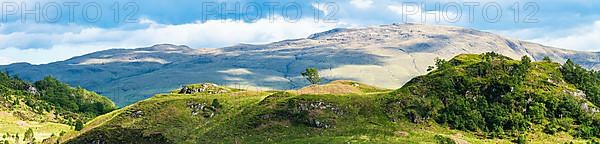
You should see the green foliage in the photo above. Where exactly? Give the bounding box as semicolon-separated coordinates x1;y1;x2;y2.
520;56;531;73
434;58;452;70
515;134;527;144
434;135;456;144
386;53;600;138
561;59;600;107
560;61;600;138
211;99;222;109
301;68;321;85
34;76;116;116
74;120;84;131
0;72;117;125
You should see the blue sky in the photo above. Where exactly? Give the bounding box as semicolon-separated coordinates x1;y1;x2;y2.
0;0;599;64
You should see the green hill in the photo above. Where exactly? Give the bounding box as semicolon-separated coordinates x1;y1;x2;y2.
62;53;600;143
385;52;600;140
0;72;117;143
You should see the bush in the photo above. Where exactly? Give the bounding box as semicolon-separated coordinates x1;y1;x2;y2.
514;134;527;144
434;135;456;144
75;120;84;131
211;99;222;109
543;56;552;62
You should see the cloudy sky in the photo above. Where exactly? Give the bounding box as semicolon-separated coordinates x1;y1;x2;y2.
0;0;599;64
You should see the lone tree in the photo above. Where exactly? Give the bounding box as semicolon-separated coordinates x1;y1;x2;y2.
301;68;321;85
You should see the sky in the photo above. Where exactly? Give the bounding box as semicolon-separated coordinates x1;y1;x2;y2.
0;0;599;65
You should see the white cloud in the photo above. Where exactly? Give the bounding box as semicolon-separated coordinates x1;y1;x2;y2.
0;57;10;65
0;17;344;65
387;4;461;24
350;0;374;9
531;21;600;52
493;20;600;52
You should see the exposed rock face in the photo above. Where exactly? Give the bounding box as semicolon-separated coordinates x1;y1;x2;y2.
25;85;38;95
187;101;217;118
178;83;228;95
131;110;144;118
256;99;344;129
310;119;330;129
296;101;344;116
2;24;599;106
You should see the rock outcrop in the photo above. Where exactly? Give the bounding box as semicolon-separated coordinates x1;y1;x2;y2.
178;83;229;95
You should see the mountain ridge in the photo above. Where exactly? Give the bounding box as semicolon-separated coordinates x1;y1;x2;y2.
1;23;599;106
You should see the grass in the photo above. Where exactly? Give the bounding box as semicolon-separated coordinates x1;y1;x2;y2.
0;111;73;143
290;80;391;95
61;81;597;143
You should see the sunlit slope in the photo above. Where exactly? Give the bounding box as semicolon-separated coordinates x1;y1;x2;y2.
65;70;600;143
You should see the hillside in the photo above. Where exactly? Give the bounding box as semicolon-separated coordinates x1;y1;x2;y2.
1;24;600;106
0;72;117;143
385;52;600;140
62;54;600;143
292;80;390;95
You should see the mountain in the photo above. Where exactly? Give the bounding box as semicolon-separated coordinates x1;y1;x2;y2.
2;23;600;106
60;53;600;143
0;72;117;143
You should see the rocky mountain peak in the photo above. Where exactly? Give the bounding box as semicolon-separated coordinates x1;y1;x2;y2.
300;23;478;49
145;44;192;52
307;28;352;40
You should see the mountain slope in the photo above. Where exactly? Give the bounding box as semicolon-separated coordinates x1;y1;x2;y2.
62;54;600;143
2;24;599;106
62;82;497;144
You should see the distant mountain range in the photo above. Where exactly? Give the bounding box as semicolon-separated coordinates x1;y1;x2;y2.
2;23;599;106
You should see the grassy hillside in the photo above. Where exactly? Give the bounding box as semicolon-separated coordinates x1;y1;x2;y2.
292;80;391;95
386;53;600;141
64;61;600;144
0;72;117;143
0;111;72;144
